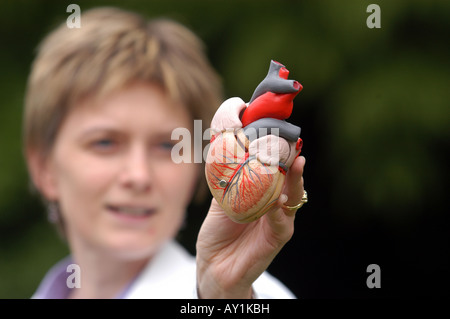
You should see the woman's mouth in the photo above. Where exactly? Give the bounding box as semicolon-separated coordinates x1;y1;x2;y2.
106;204;156;218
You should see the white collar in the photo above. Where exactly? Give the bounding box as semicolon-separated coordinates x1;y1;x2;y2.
124;240;197;299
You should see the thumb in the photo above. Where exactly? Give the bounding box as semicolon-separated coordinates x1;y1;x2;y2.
209;198;224;214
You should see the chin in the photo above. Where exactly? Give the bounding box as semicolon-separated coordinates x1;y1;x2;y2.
101;233;164;260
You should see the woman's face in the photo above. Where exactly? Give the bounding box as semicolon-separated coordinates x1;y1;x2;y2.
41;82;198;259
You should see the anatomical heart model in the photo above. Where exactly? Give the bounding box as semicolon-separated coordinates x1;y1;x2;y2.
205;60;303;223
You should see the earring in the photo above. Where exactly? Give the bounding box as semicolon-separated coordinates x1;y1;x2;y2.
47;201;60;224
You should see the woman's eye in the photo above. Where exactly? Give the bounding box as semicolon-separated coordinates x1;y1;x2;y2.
91;138;116;151
158;141;176;150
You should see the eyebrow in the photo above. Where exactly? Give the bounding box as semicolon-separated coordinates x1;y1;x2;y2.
78;126;121;138
78;125;187;140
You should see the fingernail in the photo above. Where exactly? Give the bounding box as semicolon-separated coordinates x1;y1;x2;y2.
279;194;288;204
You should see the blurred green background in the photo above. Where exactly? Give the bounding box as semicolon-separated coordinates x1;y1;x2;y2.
0;0;449;298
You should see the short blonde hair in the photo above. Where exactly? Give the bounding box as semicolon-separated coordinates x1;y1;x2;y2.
24;7;222;156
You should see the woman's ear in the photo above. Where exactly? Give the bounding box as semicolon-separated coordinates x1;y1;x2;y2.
26;147;59;201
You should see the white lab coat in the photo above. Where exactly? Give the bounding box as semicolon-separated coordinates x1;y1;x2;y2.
126;240;296;299
32;240;296;299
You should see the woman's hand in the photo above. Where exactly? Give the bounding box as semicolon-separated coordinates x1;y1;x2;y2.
196;155;306;298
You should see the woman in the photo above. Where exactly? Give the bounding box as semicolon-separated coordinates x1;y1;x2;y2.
24;7;306;299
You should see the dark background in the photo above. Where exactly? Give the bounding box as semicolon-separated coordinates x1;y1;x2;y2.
0;0;449;298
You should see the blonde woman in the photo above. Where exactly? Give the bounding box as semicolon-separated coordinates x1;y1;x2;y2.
24;7;306;299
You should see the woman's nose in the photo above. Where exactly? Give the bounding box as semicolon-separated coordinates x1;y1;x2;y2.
120;146;152;193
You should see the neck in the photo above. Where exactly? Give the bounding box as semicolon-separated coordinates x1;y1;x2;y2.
67;239;151;299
